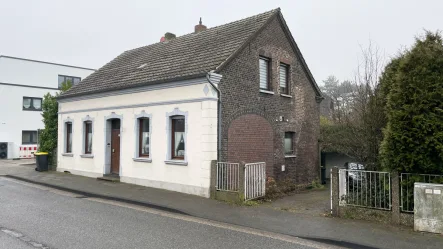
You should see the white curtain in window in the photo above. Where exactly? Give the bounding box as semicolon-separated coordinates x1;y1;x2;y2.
87;131;92;153
142;132;149;154
68;134;72;152
67;124;72;153
23;98;31;109
175;132;185;156
279;64;288;93
33;99;42;109
284;133;293;155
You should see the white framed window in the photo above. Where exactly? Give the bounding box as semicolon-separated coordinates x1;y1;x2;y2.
62;117;74;156
133;111;152;162
138;118;150;157
81;116;94;157
171;116;185;160
284;132;295;156
84;122;92;154
165;108;188;166
259;57;270;90
66;122;73;153
279;63;289;94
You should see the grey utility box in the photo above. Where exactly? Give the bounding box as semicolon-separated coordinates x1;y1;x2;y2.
414;183;443;234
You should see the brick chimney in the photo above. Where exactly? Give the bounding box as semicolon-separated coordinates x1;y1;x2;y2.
194;17;207;33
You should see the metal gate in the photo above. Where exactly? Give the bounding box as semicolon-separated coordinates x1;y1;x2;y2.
244;162;266;201
216;162;240;192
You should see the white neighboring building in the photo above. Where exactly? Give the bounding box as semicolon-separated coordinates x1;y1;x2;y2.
0;55;95;159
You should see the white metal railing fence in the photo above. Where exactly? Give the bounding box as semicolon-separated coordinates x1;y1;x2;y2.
339;169;391;210
244;162;266;201
216;162;240;192
400;173;443;213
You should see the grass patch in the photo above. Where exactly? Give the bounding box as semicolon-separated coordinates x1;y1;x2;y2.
307;180;325;190
265;177;324;200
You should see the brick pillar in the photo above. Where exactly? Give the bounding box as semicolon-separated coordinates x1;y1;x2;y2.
391;171;400;225
210;160;217;198
331;167;340;217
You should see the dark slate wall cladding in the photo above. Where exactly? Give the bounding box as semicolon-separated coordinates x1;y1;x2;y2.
219;16;320;185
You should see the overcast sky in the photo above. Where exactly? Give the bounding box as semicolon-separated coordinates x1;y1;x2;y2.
0;0;441;85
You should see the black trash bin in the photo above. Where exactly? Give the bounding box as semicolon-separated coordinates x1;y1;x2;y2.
320;166;326;185
35;152;49;172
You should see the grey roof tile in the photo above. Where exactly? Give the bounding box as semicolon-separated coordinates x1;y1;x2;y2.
61;9;279;98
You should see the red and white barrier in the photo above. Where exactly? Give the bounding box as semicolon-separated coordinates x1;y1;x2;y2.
19;145;38;158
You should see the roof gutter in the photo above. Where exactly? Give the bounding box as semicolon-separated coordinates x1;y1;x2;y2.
206;71;223;161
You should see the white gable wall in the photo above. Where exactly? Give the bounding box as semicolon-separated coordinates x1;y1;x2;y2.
57;79;218;197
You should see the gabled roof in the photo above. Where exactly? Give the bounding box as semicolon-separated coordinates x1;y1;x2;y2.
60;8;321;99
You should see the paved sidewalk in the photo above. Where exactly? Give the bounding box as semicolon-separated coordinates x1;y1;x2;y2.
1;161;442;249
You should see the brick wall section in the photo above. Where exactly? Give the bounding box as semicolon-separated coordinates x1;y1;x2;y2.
228;114;274;176
219;15;320;184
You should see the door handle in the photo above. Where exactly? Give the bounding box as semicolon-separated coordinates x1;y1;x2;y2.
112;149;115;153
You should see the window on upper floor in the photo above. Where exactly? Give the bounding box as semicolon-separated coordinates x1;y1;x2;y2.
259;57;270;91
23;97;42;111
22;131;38;144
58;75;81;89
279;63;289;95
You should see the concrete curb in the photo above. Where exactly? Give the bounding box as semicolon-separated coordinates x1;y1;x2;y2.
4;175;189;216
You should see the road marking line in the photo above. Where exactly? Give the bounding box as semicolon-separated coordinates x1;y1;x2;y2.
86;198;344;249
0;227;51;249
1;229;23;237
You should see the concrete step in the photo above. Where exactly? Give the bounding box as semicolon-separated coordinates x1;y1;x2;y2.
97;175;120;182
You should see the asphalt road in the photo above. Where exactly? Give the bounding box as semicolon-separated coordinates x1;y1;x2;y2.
0;177;332;249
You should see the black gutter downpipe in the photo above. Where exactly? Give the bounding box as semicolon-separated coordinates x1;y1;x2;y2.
206;72;222;161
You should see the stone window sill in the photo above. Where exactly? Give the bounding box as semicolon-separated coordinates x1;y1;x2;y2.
80;154;94;158
280;94;293;98
259;89;275;95
62;153;74;157
164;160;188;166
285;155;297;158
133;157;152;163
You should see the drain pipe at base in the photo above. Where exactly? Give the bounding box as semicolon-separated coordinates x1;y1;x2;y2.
206;71;223;161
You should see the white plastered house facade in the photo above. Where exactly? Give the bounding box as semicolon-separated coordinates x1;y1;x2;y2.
57;75;221;197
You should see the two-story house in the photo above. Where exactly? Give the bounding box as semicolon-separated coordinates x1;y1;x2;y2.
56;8;322;197
0;55;95;159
